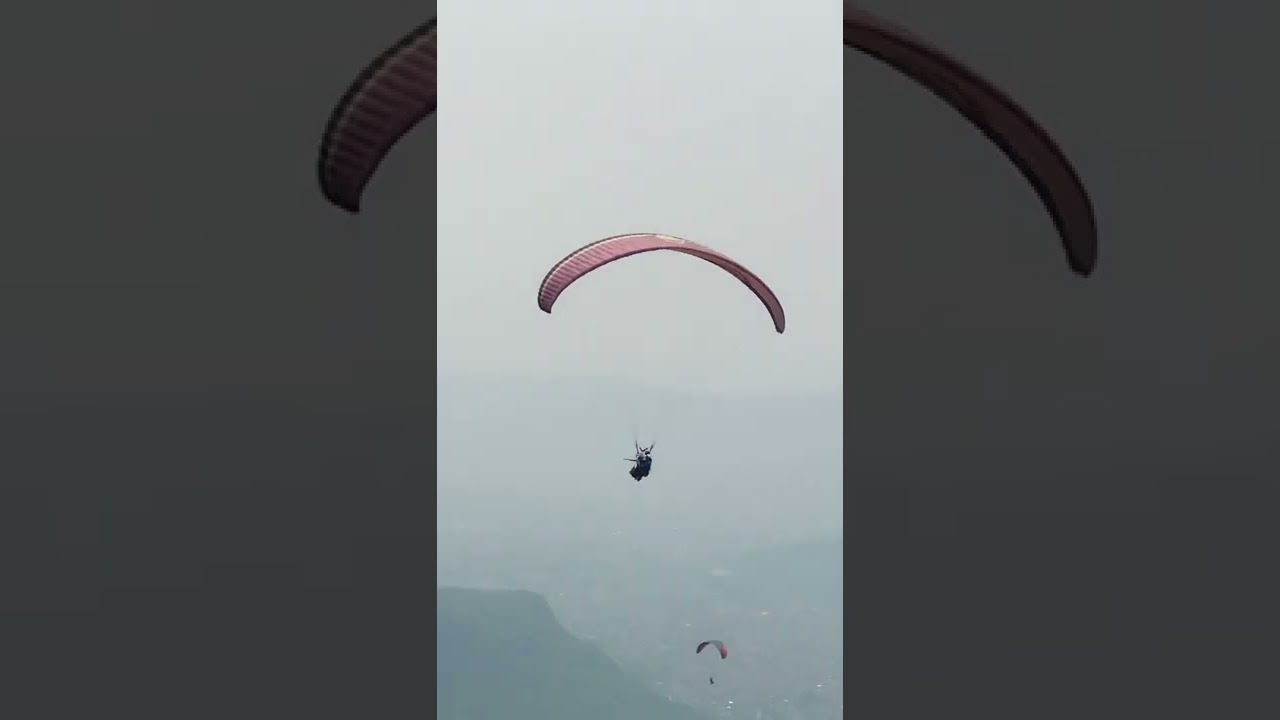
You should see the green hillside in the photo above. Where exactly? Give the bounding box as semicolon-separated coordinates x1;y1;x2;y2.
438;587;707;720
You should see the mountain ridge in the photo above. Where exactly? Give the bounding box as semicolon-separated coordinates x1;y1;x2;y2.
437;586;707;720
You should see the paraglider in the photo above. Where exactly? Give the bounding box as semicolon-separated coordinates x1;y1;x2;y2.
536;233;786;334
843;3;1098;275
624;442;654;482
696;640;728;685
317;19;437;213
696;640;728;658
537;233;784;480
537;233;784;482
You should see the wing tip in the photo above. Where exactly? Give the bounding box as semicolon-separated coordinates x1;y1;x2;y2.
320;185;362;214
1069;255;1096;278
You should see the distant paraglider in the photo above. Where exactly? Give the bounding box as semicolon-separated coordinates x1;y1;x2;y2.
697;640;728;685
843;2;1098;275
318;19;437;213
536;233;786;334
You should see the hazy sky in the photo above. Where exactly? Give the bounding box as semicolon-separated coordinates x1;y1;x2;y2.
438;0;844;391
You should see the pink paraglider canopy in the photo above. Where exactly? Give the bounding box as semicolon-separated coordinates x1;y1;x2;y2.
844;3;1097;275
537;233;786;334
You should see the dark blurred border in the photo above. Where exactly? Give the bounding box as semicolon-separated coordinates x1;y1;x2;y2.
0;1;438;716
845;3;1278;719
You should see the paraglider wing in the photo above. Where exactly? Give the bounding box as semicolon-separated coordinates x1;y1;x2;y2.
318;19;438;213
843;3;1097;276
696;640;728;659
536;233;786;334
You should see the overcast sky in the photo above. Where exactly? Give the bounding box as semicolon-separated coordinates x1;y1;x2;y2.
437;0;844;391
